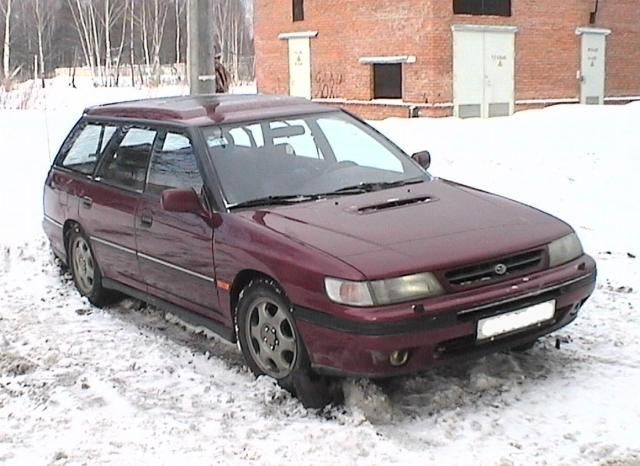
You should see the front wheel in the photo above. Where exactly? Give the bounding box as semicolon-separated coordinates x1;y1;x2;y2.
68;227;114;307
236;278;337;408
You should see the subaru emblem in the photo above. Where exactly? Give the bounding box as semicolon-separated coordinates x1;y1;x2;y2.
494;263;508;275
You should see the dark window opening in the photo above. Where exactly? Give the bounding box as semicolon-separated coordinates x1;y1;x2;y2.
293;0;304;21
373;64;402;99
453;0;511;16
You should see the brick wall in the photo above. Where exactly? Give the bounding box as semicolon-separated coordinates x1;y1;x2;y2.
596;0;640;98
255;0;640;118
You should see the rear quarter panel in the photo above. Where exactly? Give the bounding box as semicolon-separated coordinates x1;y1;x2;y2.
43;168;83;261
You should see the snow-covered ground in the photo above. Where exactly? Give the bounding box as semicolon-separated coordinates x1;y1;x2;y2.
0;86;639;465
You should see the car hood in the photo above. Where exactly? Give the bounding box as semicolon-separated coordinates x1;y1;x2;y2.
237;179;572;279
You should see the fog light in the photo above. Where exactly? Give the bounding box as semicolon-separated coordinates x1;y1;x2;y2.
389;349;410;367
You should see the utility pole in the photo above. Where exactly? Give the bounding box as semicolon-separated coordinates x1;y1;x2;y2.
188;0;216;95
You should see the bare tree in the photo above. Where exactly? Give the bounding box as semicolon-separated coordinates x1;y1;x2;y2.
129;0;134;85
214;0;252;82
137;0;169;84
32;0;57;85
0;0;253;87
1;0;12;82
113;0;128;85
174;0;185;66
67;0;96;81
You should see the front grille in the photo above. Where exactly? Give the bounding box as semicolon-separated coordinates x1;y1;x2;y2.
445;249;544;288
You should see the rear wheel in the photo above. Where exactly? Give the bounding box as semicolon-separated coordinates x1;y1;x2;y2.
68;227;114;306
236;278;338;409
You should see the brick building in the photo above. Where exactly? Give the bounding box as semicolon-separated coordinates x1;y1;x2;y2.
254;0;640;118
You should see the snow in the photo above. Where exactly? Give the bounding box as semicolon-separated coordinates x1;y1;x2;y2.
1;86;639;465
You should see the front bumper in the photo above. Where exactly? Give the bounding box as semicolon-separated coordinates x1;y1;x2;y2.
294;255;597;378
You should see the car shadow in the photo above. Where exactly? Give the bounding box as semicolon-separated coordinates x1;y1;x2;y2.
53;255;588;422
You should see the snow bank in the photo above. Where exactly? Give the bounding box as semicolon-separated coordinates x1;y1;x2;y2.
0;101;638;465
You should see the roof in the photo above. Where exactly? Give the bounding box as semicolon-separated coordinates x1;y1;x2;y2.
84;94;337;126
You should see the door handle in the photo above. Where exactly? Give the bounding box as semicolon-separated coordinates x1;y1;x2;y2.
140;214;153;227
81;196;93;209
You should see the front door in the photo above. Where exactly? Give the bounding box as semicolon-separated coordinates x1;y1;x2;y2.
287;37;312;99
453;27;516;118
135;130;222;322
580;30;608;105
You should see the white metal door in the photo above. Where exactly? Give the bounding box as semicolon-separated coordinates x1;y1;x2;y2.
288;37;311;99
453;30;484;118
484;32;515;117
453;28;516;118
580;32;607;105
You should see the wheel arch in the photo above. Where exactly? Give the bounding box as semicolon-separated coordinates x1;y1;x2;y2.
230;269;287;319
62;219;82;259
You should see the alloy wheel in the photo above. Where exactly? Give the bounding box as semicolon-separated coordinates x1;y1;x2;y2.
245;298;298;378
72;236;95;295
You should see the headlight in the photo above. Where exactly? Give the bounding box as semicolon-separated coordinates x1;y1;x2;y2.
325;272;444;307
548;232;583;268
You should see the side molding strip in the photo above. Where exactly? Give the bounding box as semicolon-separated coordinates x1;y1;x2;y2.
43;215;63;228
90;235;215;283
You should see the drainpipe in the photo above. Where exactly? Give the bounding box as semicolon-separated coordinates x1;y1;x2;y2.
590;0;599;25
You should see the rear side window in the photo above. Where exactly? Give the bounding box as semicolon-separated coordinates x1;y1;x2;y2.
60;123;117;175
146;132;203;195
97;127;157;191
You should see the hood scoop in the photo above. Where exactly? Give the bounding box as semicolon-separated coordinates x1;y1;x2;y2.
356;195;435;214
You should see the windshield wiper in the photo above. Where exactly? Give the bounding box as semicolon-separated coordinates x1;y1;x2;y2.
228;194;318;210
228;178;427;210
315;177;426;197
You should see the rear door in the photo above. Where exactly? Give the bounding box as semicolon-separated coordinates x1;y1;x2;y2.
79;124;158;290
45;121;117;259
135;129;222;321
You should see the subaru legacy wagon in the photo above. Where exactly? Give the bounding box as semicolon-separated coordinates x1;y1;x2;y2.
43;95;597;407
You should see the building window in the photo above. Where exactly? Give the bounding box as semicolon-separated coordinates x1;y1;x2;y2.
293;0;304;21
453;0;511;17
373;64;402;99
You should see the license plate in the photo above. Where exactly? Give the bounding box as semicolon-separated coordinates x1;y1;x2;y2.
476;300;556;341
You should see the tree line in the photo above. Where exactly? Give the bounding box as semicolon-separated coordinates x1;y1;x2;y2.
0;0;254;87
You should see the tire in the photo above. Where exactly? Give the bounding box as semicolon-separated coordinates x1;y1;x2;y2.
67;227;114;307
236;278;338;409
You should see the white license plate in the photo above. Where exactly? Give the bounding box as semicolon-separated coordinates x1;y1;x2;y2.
476;300;556;341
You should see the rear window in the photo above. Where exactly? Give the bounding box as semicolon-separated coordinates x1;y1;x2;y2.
59;123;117;175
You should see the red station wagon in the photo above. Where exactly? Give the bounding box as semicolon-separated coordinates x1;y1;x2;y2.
43;95;597;407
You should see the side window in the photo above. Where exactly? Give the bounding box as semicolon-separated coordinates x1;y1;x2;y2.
97;127;156;191
60;123;117;175
146;132;203;195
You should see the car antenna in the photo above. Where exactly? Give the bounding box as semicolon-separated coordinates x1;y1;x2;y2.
42;76;53;162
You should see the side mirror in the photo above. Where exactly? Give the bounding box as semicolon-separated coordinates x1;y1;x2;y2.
411;151;431;170
161;188;203;214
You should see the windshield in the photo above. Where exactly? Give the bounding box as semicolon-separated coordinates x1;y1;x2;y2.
202;111;429;207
